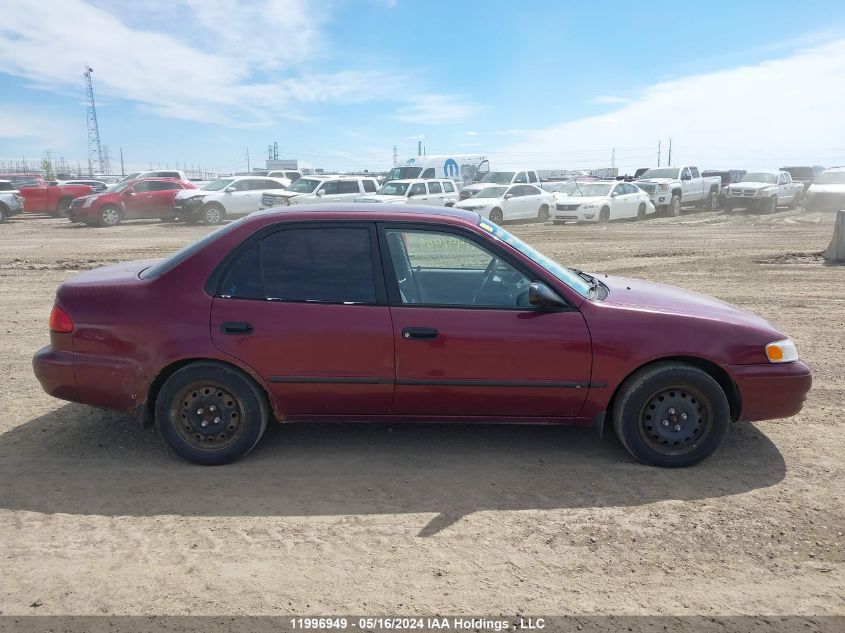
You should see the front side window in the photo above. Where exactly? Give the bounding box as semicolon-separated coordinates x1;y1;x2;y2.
147;181;181;191
221;227;376;304
427;181;442;194
409;183;426;197
133;181;153;193
202;178;235;192
514;172;528;184
528;172;538;183
384;229;532;308
690;167;701;178
443;181;455;193
320;181;339;195
362;180;377;193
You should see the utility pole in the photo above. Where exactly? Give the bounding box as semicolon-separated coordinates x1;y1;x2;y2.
611;147;616;169
119;147;125;176
418;139;422;156
657;140;661;167
667;137;673;167
393;145;398;166
83;66;104;176
273;142;279;160
246;147;250;172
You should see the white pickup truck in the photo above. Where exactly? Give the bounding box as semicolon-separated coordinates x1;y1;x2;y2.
635;165;721;216
723;170;804;213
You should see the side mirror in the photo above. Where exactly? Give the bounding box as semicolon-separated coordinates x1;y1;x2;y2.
528;282;567;309
224;186;235;193
316;189;325;196
123;190;134;196
504;193;514;199
610;191;618;197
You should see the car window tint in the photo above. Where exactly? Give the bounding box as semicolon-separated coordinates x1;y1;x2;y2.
427;181;442;194
261;180;286;190
338;181;360;194
220;243;263;298
321;181;339;194
362;180;377;193
528;172;538;183
690;167;701;178
261;228;375;303
133;181;152;193
385;230;531;307
409;183;426;196
442;181;455;193
231;179;250;191
514;172;528;183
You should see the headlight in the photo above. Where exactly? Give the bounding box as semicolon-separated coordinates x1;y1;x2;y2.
658;184;669;192
582;203;598;210
765;339;798;363
82;197;95;208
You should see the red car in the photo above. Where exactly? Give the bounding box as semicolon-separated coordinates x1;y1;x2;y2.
0;174;92;216
33;206;811;467
68;177;196;226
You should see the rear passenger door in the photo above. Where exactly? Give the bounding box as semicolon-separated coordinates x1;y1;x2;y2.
426;181;444;205
144;181;183;218
337;180;363;201
210;223;394;417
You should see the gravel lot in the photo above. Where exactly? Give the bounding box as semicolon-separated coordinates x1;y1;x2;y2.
0;209;842;619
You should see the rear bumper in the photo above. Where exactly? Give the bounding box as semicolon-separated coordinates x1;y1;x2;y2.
731;360;812;422
33;346;79;403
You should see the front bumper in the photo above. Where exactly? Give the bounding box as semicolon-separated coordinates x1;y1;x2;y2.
730;360;812;422
33;346;79;403
4;198;23;216
552;203;596;222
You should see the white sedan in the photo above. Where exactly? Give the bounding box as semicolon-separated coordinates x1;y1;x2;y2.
551;181;655;223
454;184;554;224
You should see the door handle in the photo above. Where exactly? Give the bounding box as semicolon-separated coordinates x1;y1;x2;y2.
402;327;438;340
221;321;253;335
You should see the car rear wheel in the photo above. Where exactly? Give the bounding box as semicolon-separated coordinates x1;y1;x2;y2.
0;204;7;223
537;204;550;222
99;205;122;227
637;203;646;220
55;197;72;217
704;190;717;212
203;203;225;225
489;208;504;224
598;206;610;223
612;362;730;467
155;361;270;466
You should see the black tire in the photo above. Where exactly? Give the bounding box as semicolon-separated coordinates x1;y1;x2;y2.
788;191;801;210
99;205;122;227
667;194;681;217
160;215;178;222
612;362;730;468
56;197;72;217
203;203;225;225
636;203;646;220
155;361;270;466
489;208;504;224
598;206;610;223
537;204;550;222
723;200;734;214
767;196;778;214
0;204;7;223
704;190;717;213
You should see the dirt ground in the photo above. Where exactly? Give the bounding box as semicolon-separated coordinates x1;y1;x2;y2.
0;208;842;620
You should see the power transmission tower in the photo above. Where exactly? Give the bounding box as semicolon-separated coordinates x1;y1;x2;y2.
667;137;673;167
83;66;104;176
102;145;112;174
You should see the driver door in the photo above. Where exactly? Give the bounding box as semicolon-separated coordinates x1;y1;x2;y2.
379;224;592;419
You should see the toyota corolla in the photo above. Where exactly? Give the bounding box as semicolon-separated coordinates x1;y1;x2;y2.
33;205;811;467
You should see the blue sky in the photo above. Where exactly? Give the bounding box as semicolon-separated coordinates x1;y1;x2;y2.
2;0;845;174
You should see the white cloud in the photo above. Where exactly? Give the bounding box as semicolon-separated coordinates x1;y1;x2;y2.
0;106;73;145
394;95;480;125
462;131;480;136
494;38;845;172
592;95;630;105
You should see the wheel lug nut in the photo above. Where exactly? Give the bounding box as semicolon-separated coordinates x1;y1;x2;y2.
668;408;676;415
196;408;203;415
681;412;688;420
662;420;669;427
214;417;220;424
674;424;682;431
209;405;215;412
201;421;208;427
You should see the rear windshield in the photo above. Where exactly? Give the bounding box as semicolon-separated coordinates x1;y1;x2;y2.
139;218;247;279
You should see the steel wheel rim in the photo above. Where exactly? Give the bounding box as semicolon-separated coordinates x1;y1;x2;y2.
638;385;712;456
102;208;119;225
206;207;221;224
171;383;244;451
490;209;503;224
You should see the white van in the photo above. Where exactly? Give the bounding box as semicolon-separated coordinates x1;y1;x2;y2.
386;155;490;186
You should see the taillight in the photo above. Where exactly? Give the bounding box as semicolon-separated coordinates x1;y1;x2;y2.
49;304;74;333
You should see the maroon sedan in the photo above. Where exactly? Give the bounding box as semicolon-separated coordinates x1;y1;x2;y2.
33;206;811;467
68;178;196;226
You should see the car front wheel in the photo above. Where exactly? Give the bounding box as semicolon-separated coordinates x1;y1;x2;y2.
203;203;225;225
155;361;270;465
489;208;504;224
612;362;730;467
99;205;122;227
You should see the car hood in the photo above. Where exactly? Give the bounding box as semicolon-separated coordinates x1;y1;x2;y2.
456;199;496;209
598;274;779;332
356;195;407;203
637;177;676;185
728;182;774;190
462;183;502;193
554;194;608;205
809;184;845;194
175;189;211;200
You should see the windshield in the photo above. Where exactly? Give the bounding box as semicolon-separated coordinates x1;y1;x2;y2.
741;172;777;184
640;168;679;179
140;217;247;279
541;182;577;194
288;178;321;193
201;178;235;191
121;172;141;182
377;182;410;196
782;167;813;178
480;171;516;184
814;171;845;185
472;186;508;199
477;219;592;298
570;182;613;197
387;166;423;181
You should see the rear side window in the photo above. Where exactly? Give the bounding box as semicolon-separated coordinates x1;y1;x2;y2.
427;181;442;194
320;181;339;194
442;181;455;193
362;180;377;193
0;182;13;191
222;227;376;304
338;181;361;194
528;172;538;183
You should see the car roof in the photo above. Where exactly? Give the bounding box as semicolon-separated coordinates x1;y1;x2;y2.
385;178;452;184
251;203;480;225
